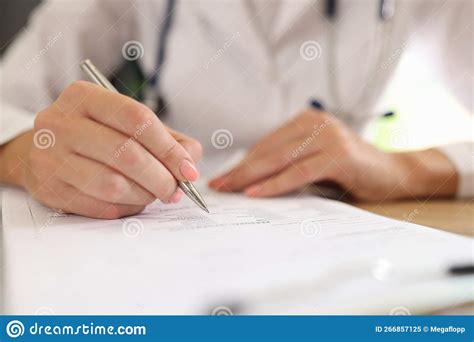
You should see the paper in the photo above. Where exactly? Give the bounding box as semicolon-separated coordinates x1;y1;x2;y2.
2;183;473;315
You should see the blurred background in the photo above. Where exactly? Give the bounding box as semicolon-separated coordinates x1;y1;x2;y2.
1;0;471;151
0;1;41;55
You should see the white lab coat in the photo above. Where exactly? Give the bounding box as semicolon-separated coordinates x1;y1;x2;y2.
0;0;472;196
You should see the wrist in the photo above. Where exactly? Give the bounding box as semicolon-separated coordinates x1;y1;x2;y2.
394;148;458;199
0;130;33;187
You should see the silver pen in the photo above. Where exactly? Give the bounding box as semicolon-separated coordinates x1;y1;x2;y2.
80;59;209;213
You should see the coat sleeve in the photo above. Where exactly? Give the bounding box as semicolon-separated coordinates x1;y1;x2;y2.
435;1;473;198
412;0;473;197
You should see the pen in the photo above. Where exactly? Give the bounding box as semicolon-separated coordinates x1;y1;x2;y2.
80;59;209;213
448;264;474;276
309;98;325;111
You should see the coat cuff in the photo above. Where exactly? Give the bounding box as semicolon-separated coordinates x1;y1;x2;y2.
437;143;474;198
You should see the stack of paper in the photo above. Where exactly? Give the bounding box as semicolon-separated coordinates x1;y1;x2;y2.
2;183;473;314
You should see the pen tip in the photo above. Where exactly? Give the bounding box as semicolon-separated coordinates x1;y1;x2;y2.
179;181;209;213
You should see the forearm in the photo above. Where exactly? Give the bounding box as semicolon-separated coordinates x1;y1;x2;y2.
0;130;33;187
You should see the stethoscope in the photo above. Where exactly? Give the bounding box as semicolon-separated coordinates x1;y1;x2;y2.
320;0;395;114
147;0;396;116
325;0;394;22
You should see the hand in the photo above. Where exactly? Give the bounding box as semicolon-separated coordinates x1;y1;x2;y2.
0;81;202;219
209;109;458;201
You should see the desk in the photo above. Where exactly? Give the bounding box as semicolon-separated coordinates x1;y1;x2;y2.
356;200;474;237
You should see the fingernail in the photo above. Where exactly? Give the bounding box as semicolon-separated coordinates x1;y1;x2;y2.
245;184;261;197
208;176;221;184
169;189;183;203
209;177;224;188
212;178;231;190
180;159;199;181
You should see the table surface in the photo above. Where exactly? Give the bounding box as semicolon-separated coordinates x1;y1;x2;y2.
355;199;474;237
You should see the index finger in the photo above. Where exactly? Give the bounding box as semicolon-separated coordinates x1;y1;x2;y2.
56;81;199;182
